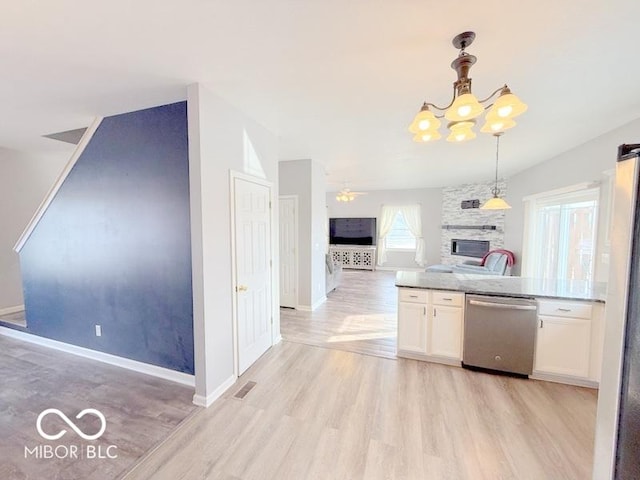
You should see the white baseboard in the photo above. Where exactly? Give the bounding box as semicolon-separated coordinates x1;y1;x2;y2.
531;371;599;389
0;304;25;316
297;296;327;312
0;326;195;387
192;374;237;407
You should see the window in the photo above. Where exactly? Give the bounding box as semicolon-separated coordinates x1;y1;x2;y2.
386;211;417;250
525;186;599;282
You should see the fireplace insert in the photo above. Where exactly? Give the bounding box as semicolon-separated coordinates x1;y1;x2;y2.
451;239;490;258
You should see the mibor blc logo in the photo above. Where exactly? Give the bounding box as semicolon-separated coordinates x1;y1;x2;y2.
37;408;106;441
24;408;118;460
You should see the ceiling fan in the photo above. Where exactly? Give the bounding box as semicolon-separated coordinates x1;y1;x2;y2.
335;186;367;202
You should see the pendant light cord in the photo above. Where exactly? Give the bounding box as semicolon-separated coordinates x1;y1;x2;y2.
493;133;501;196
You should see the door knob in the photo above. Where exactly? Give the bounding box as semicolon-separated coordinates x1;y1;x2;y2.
237;285;248;292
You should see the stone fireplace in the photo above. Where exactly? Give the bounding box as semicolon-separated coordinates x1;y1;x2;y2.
440;180;506;264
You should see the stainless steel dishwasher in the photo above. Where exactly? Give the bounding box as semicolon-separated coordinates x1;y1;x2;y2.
463;294;538;376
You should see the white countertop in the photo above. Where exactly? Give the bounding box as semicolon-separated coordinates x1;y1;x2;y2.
395;271;607;303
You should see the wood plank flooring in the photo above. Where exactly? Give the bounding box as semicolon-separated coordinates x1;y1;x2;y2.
280;270;399;358
0;335;197;480
125;340;598;480
0;310;27;327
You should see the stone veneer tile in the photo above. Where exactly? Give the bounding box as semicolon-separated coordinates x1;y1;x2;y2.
440;179;507;264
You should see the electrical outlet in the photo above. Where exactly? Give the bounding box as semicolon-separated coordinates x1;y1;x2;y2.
95;325;102;337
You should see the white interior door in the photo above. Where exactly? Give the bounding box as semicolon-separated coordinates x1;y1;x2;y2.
234;176;273;374
279;196;297;308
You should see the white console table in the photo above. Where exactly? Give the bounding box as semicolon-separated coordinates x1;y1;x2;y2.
330;245;376;271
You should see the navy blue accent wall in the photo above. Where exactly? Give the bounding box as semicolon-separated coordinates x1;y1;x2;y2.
19;102;194;374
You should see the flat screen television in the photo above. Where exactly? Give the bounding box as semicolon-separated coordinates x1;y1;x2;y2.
329;217;377;246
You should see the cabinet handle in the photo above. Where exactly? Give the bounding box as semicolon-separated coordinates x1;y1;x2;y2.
433;308;437;317
557;308;572;312
442;297;453;301
423;306;426;315
540;319;544;328
409;295;418;298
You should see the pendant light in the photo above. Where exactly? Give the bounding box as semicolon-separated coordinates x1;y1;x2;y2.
481;133;511;210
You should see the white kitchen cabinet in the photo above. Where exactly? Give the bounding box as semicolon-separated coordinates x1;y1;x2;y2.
397;289;463;364
533;299;603;384
430;304;463;359
535;315;591;378
398;301;428;354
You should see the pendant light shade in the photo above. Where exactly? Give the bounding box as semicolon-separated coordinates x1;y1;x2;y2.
446;120;476;142
409;104;442;133
480;133;511;210
481;196;511;210
413;130;442;143
488;87;528;119
444;93;484;122
480;115;516;134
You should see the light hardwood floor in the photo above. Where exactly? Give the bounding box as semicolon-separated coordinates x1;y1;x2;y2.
128;269;597;479
0;334;197;480
125;340;597;480
280;270;399;358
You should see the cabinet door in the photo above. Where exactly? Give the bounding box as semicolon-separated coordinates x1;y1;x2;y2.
398;302;427;354
430;305;463;359
535;315;591;378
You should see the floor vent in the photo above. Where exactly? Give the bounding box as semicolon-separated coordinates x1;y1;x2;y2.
234;381;257;399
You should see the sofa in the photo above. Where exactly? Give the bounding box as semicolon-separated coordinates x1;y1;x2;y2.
426;249;515;276
326;254;343;294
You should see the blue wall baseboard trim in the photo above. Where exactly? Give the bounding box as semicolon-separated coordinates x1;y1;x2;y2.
0;326;195;387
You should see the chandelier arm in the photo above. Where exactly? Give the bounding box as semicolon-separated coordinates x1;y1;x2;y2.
424;85;458;111
477;85;507;105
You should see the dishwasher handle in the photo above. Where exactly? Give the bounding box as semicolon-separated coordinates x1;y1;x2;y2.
468;299;537;311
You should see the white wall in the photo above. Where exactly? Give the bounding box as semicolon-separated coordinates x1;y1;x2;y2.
279;159;327;309
327;187;442;269
0;148;69;309
505;118;640;276
188;83;279;406
310;160;327;307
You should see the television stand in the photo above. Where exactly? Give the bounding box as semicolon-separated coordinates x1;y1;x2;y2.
329;245;376;271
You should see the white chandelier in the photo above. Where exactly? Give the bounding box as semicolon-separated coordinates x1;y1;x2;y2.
409;32;527;143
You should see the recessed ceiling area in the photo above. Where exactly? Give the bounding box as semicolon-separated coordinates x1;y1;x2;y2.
43;127;87;145
2;1;639;190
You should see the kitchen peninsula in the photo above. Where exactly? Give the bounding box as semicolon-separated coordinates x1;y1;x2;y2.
395;271;607;388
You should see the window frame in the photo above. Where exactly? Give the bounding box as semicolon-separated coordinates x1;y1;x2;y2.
522;183;600;281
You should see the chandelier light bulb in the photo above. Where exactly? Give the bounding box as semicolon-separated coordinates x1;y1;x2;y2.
458;105;472;117
497;105;513;118
445;93;483;122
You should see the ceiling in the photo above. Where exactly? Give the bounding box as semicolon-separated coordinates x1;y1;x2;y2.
2;1;639;191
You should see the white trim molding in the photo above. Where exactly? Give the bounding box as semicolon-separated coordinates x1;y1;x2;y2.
192;374;237;407
0;326;195;387
14;117;104;252
298;296;327;312
0;305;25;316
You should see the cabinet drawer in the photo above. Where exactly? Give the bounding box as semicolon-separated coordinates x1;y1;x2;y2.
432;291;464;307
399;288;428;303
538;300;593;319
